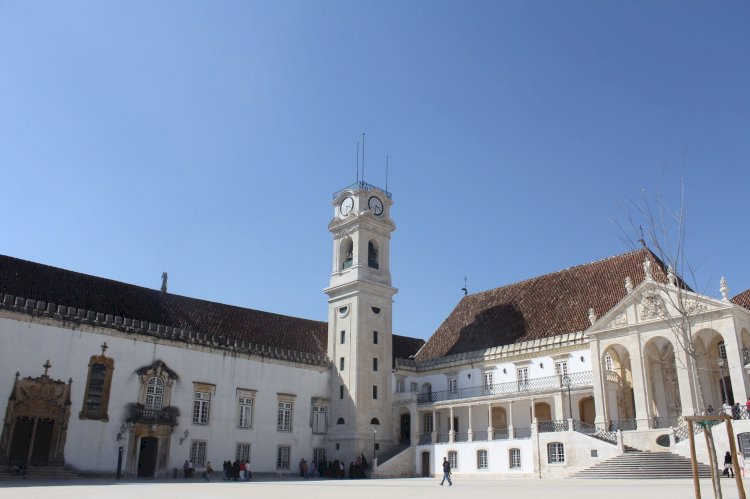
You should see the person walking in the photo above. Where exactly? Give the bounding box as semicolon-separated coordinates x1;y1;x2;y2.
725;451;735;478
440;457;452;486
204;461;213;482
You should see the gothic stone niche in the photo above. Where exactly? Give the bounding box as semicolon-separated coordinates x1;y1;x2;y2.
0;372;72;466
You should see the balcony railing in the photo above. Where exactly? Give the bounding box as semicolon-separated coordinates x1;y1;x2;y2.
418;434;432;445
493;429;510;440
417;371;593;404
608;419;637;432
513;427;531;439
538;420;569;433
653;416;679;429
437;433;450;443
127;406;178;426
454;431;469;442
473;430;489;441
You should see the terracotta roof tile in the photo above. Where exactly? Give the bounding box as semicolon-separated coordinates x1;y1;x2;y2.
415;248;668;361
731;289;750;310
0;255;327;356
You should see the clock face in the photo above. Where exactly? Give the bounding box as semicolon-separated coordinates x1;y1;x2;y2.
368;196;384;216
340;197;354;217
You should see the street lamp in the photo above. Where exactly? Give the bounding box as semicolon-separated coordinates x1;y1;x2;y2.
562;375;573;420
372;427;378;459
717;357;730;407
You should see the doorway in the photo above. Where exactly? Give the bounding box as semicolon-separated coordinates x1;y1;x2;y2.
8;416;56;466
400;414;411;444
580;397;596;425
8;417;34;465
30;418;55;465
421;451;430;477
137;437;159;477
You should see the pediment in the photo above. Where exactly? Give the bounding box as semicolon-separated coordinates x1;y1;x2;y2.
587;280;729;335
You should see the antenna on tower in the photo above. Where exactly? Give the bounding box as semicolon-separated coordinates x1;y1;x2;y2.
361;131;366;183
461;276;468;296
356;141;360;183
385;155;389;193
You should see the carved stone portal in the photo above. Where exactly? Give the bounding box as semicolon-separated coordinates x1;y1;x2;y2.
0;367;72;466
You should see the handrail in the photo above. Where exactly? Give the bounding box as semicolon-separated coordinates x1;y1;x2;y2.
572;420;617;445
417;371;593;404
538;420;569;433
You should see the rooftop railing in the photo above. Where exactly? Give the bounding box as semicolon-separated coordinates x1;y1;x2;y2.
333;181;392;200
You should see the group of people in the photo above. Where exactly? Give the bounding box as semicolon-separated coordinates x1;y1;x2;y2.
222;459;252;481
298;455;370;479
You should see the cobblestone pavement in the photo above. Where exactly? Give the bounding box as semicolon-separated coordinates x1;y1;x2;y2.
0;477;747;499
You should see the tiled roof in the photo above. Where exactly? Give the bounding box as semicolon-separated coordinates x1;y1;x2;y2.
731;289;750;310
0;254;328;357
415;248;668;361
392;334;425;362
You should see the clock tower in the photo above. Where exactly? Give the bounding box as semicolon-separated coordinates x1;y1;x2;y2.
325;181;397;462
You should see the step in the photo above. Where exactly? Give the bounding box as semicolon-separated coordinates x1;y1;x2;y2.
571;451;713;479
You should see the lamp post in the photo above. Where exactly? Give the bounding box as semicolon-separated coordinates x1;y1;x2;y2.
372;427;378;459
717;357;730;407
563;375;573;420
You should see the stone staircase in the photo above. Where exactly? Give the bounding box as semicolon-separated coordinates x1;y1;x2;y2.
0;466;82;481
571;450;713;479
375;444;410;467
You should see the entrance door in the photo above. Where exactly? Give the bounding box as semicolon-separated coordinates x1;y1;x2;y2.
421;451;430;477
721;376;735;406
8;417;34;465
137;437;159;477
30;418;55;465
400;414;411;444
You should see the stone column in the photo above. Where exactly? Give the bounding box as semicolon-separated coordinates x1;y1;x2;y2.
674;340;698;416
467;405;473;442
724;322;749;404
487;404;493;441
431;408;437;444
592;337;608;429
628;333;652;429
448;407;454;443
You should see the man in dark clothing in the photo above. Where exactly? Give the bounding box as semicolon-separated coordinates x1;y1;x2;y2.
440;456;452;486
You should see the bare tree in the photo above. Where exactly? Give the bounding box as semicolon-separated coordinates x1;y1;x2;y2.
616;180;724;499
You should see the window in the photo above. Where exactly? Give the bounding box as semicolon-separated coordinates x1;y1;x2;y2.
517;367;529;389
190;441;207;467
424;413;434;433
448;450;458;470
372;385;378;400
238;396;253;428
483;372;493;390
313;448;327;465
236;443;251;462
604;353;613;371
79;350;114;421
193;391;211;425
448;377;458;394
337;417;345;424
555;361;568;377
341;238;353;270
277;446;291;470
340;357;345;371
477;449;488;470
410;382;418;393
339;385;344;399
370;417;380;425
719;341;727;360
368;240;379;269
396;380;404;393
277;400;293;431
373;358;378;371
340;331;346;344
312;404;327;434
145;377;164;410
509;448;521;469
738;433;750;459
547;442;565;463
373;331;378;344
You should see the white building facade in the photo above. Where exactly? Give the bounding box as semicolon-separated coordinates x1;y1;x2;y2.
1;181;750;479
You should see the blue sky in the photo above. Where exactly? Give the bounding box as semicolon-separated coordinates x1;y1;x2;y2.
1;1;748;340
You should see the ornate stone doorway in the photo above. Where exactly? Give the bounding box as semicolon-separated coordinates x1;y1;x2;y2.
0;362;72;467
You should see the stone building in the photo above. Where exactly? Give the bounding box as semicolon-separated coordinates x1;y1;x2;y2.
1;180;749;478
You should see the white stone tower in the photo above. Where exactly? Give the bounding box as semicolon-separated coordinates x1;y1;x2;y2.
325;181;397;463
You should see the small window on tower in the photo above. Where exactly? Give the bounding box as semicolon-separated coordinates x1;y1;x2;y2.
373;358;378;371
373;331;378;344
340;331;345;344
368;240;379;269
373;385;378;400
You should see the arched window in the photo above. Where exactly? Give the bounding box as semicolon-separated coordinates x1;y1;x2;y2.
145;377;164;410
337;417;345;425
80;348;115;421
547;442;565;463
719;341;727;360
448;450;458;470
368;240;379;269
370;417;380;425
604;353;613;371
476;449;488;470
509;448;521;469
341;238;353;270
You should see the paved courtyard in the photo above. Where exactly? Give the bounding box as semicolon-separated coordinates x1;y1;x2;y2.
0;477;748;499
